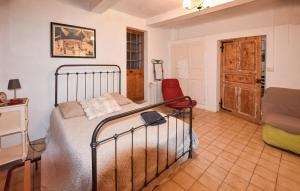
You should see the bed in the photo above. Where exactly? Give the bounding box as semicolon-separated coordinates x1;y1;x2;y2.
41;64;198;191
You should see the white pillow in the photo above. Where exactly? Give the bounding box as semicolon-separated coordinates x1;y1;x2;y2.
80;94;121;120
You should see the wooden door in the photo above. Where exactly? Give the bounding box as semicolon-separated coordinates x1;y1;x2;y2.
126;29;144;102
221;36;262;122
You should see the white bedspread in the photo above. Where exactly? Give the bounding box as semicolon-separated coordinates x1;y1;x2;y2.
41;103;198;191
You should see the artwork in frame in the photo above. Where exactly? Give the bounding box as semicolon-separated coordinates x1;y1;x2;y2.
51;22;96;58
151;59;164;81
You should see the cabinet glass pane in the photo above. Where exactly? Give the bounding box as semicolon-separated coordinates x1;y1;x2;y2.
127;42;130;50
127;61;130;69
127;30;143;70
133;43;137;52
127;32;130;41
132;34;136;42
127;52;130;60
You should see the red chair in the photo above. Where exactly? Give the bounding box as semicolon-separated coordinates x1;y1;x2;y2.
162;79;197;110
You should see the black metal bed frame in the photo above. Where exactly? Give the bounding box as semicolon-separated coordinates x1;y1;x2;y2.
54;64;193;191
55;64;121;107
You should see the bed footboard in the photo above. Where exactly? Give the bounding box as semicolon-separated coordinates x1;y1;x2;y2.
91;96;193;191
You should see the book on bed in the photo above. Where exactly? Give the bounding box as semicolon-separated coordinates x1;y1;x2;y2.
140;111;166;126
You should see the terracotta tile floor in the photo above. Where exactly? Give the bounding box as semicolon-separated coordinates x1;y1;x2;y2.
156;109;300;191
1;108;300;191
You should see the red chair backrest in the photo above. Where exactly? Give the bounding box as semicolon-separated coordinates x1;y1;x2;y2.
162;79;184;101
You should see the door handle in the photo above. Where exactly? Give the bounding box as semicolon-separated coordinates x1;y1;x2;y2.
256;79;262;84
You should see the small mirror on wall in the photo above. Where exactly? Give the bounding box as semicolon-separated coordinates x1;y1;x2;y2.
152;59;164;81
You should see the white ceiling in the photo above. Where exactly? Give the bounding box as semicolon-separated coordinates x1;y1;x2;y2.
111;0;182;18
147;0;258;26
60;0;278;27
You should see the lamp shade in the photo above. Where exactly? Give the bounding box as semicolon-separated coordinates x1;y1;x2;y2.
8;79;21;90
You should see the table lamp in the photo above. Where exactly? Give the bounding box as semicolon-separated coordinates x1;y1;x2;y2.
8;79;21;99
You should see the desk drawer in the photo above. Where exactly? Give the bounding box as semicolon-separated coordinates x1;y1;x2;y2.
0;110;21;135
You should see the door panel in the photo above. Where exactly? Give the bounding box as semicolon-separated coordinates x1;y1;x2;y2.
223;42;238;71
224;73;255;84
221;36;262;122
126;29;144;102
135;71;144;100
126;71;136;100
170;42;206;107
237;87;256;117
239;40;256;72
222;84;236;112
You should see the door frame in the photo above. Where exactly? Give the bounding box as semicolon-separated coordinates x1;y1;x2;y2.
126;27;146;102
218;35;265;123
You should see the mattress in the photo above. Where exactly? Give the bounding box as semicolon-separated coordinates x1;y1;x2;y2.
41;103;198;191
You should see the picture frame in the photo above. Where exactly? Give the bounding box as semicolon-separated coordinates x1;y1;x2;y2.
51;22;96;58
152;59;164;81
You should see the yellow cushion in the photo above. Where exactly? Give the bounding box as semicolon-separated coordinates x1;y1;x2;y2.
262;124;300;155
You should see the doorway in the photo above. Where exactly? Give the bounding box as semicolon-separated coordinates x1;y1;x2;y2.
126;28;144;102
220;36;265;122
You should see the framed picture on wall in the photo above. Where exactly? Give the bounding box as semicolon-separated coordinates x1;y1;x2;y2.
152;59;164;81
51;22;96;58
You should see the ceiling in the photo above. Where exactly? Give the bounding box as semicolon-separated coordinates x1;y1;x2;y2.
111;0;182;18
57;0;101;10
60;0;279;27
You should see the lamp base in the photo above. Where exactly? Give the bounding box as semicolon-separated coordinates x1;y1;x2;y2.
14;89;17;99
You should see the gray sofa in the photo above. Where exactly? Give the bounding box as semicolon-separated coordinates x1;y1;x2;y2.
261;87;300;154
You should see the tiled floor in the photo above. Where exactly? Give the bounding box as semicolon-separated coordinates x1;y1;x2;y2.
156;109;300;191
1;108;300;191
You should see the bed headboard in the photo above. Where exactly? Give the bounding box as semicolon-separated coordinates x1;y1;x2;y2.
55;64;121;106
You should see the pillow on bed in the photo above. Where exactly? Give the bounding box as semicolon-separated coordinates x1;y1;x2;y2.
80;94;122;120
109;93;132;106
58;101;85;119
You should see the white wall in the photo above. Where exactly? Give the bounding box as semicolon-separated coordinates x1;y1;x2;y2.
0;1;8;91
168;0;300;112
0;0;170;140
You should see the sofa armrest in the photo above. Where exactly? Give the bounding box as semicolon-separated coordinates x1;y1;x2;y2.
263;112;300;135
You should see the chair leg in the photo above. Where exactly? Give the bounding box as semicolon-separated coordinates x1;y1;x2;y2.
35;160;38;171
24;160;32;191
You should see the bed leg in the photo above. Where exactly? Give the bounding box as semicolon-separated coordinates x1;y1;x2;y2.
188;104;193;159
91;142;97;191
